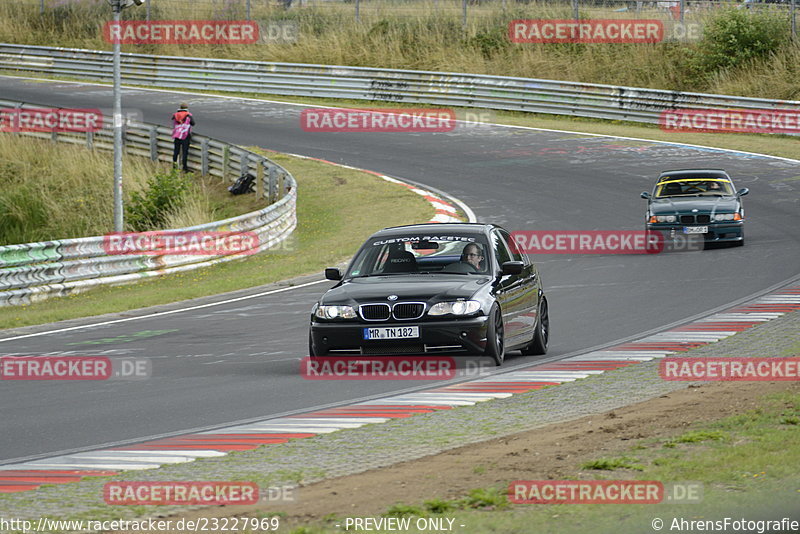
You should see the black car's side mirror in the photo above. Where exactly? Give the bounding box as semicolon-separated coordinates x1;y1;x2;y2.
640;191;651;199
324;268;342;281
737;188;749;197
501;261;524;276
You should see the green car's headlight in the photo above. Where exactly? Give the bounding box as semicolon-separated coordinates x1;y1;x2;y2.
428;300;481;316
713;213;735;221
315;305;357;320
655;215;676;223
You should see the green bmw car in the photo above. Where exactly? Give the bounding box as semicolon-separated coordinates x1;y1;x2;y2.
641;169;749;247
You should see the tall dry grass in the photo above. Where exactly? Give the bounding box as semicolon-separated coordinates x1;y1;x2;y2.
0;0;797;97
0;134;245;245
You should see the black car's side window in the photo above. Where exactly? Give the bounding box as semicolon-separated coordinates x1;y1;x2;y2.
491;231;512;268
499;230;525;263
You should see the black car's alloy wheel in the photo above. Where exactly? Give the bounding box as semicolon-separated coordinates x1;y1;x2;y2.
523;297;549;356
485;305;505;366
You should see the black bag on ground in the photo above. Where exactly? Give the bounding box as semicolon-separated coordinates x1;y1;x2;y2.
228;173;256;195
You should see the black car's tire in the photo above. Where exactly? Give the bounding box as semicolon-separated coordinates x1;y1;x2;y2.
485;305;505;366
522;297;549;356
309;330;323;358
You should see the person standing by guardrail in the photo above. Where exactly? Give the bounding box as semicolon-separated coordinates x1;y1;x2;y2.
171;102;195;172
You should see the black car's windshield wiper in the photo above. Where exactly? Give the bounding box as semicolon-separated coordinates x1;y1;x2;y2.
351;272;413;278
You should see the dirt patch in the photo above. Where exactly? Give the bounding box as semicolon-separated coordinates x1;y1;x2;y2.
129;380;799;532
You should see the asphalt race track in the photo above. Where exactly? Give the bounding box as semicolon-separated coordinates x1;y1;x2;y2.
1;76;799;464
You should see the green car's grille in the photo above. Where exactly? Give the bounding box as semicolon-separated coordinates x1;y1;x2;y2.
679;215;711;224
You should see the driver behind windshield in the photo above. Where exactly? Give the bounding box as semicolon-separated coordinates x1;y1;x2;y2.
445;243;486;273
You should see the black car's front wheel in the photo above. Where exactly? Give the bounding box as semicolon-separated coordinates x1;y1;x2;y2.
522;297;549;356
309;330;323;359
485;305;505;366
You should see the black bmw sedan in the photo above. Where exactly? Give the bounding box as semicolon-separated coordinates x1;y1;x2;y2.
309;223;548;366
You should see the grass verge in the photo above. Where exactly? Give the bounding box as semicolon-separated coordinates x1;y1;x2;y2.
0;151;433;330
300;388;800;534
0;134;266;244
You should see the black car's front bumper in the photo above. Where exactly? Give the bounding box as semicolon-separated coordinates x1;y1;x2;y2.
310;316;490;356
647;222;744;244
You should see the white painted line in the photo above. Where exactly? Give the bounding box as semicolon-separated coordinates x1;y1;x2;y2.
431;201;457;213
201;425;335;434
567;355;658;362
406;392;513;400
17;460;161;470
280;417;390;424
698;313;783;321
101;450;225;457
0;279;329;343
63;453;194;464
357;398;477;406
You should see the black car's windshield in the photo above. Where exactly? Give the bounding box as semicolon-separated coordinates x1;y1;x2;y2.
655;179;734;198
346;234;491;277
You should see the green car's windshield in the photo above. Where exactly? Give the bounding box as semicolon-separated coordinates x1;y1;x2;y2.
655;179;734;198
346;235;491;277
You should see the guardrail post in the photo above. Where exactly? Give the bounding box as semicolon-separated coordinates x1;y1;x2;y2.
149;126;158;161
462;0;467;29
86;131;94;149
792;0;797;39
257;160;265;199
201;138;209;176
222;145;230;183
269;165;277;203
51;129;57;143
240;153;249;178
278;172;285;200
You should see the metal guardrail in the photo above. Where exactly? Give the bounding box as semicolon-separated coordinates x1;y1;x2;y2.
0;98;297;307
0;43;799;127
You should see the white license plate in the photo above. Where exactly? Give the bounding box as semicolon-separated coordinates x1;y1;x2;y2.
363;326;419;340
683;226;708;234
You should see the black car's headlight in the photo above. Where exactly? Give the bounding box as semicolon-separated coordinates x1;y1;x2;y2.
713;213;736;221
428;300;481;316
315;305;357;320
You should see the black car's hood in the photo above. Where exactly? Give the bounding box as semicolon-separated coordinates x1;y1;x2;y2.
649;196;740;215
321;275;491;305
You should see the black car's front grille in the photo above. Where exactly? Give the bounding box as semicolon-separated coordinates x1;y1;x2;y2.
393;303;425;320
680;215;694;224
361;344;425;355
360;304;391;321
697;214;711;224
